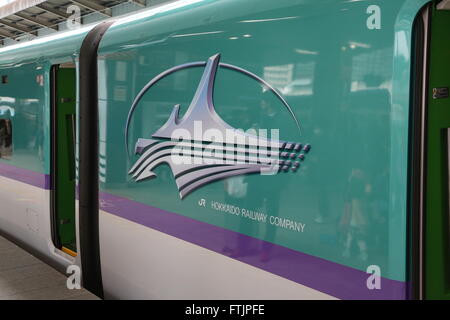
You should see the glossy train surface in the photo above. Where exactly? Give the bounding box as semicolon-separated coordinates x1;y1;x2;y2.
0;0;448;300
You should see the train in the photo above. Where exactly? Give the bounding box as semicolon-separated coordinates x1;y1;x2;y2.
0;0;449;300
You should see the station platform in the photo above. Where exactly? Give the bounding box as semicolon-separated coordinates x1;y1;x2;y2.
0;235;99;300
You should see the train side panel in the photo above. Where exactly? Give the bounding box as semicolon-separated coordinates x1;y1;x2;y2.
0;28;92;272
97;0;428;299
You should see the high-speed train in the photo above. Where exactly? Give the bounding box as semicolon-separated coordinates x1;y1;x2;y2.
0;0;449;300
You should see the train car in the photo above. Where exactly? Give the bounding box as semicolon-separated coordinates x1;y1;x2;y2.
0;0;449;300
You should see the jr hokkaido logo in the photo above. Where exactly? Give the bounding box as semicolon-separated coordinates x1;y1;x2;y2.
125;54;311;199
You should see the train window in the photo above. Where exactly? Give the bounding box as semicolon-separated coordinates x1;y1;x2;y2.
0;119;12;159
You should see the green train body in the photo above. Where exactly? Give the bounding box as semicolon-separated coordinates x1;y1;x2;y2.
0;0;448;299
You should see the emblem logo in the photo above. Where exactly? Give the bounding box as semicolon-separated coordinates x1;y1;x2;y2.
125;54;311;199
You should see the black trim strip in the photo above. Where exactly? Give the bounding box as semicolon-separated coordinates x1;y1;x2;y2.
408;3;431;300
50;64;61;250
79;21;115;298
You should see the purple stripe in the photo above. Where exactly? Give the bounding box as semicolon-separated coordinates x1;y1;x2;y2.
0;162;50;189
100;192;408;300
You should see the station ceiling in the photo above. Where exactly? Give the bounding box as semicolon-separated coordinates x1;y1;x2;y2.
0;0;150;46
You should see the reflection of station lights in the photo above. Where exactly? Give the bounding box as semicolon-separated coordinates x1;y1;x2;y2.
36;75;44;86
263;64;294;90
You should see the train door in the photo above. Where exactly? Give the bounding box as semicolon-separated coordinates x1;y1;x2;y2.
50;63;77;257
424;3;450;300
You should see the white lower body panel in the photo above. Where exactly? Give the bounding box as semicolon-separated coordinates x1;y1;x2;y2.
0;176;78;272
99;210;335;300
